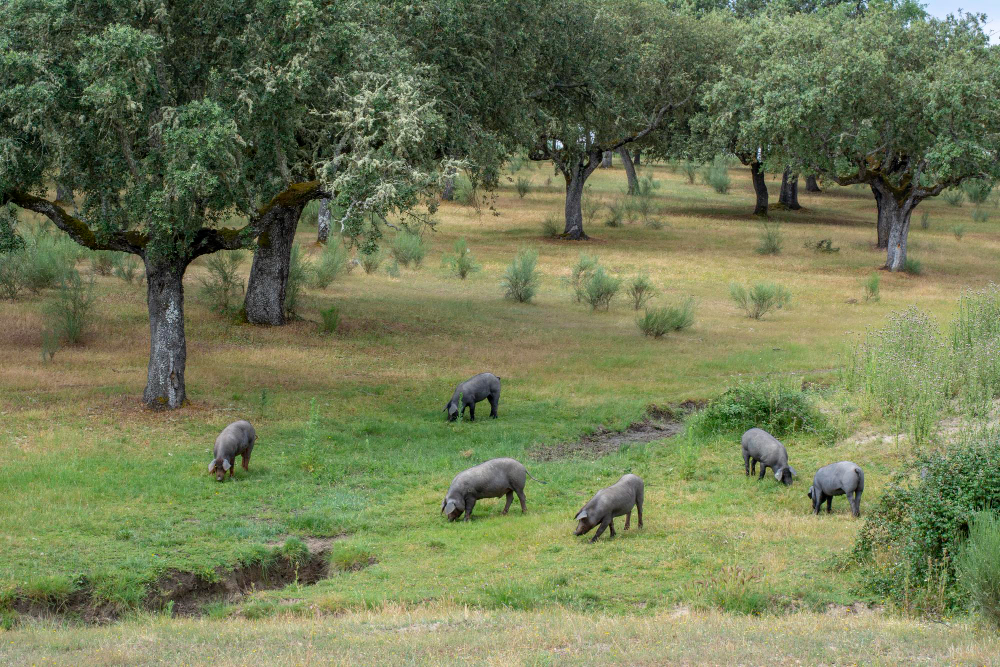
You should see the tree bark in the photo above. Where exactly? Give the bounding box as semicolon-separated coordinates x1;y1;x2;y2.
872;179;915;271
441;167;456;201
619;148;639;195
561;156;600;239
601;151;612;168
872;184;890;249
244;204;304;325
317;198;331;244
751;160;768;216
779;168;801;210
143;258;188;410
633;150;641;166
805;175;821;192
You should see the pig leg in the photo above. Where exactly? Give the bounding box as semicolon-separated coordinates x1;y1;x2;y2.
757;464;766;481
463;496;477;521
489;393;499;418
609;519;616;538
502;491;513;515
241;449;251;471
636;490;644;528
468;402;475;422
625;510;631;530
852;491;862;517
591;517;611;543
515;487;527;514
744;451;751;476
826;496;833;514
749;457;756;476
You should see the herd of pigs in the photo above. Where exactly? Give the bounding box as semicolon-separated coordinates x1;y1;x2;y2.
208;373;865;543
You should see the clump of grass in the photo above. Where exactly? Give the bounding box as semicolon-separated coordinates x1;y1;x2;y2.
45;269;96;345
442;238;480;279
111;253;142;284
199;250;246;316
541;217;560;238
863;272;880;302
360;250;383;275
971;207;990;223
581;187;602;229
942;189;964;206
755;221;783;255
953;225;966;241
385;258;401;278
699;566;769;615
701;155;731;194
20;229;77;293
501;248;539;303
515;176;531;199
313;242;349;288
804;239;839;253
626;273;657;310
23;574;78;606
580;266;621;311
957;510;1000;628
903;257;922;275
0;251;27;300
689;377;829;438
390;231;427;268
604;199;625;228
90;250;113;276
329;542;376;572
635;171;660;197
284;244;310;318
677;430;702;481
568;253;599;302
319;305;339;334
40;328;59;363
920;210;931;230
680;159;699;184
729;281;790;319
636;298;695;338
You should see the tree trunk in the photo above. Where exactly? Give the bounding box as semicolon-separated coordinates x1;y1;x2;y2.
750;161;768;216
244;204;304;325
872;184;890;249
55;183;72;204
441;167;456;201
619;148;639;195
317;198;331;244
143;258;188;410
779;169;801;210
805;175;821;192
633;150;640;166
562;157;601;240
601;151;612;168
872;180;915;271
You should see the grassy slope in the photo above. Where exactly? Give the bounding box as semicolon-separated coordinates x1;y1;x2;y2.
1;164;999;648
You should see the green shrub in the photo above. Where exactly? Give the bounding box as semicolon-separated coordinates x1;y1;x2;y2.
604;199;625;227
442;238;480;279
680;160;699;184
21;231;76;293
581;188;602;229
390;231;427;268
111;253;142;284
635;171;660;197
625;273;657;310
690;377;829;438
541;216;560;238
314;242;349;288
971;207;990;223
701;155;731;194
903;256;922;275
580;266;621;311
962;179;992;205
953;225;966;240
569;253;599;302
360;250;383;275
755;221;783;255
385;258;400;278
957;511;1000;628
45;269;96;344
699;566;770;615
863;272;880;302
920;210;931;230
284;244;310;318
501;248;539;303
729;281;790;319
0;250;27;300
942;189;964;206
40;327;59;363
952;284;1000;418
453;174;476;206
636;298;695;338
0;204;25;254
515;176;531;199
855;432;1000;615
90;250;114;276
804;238;839;253
199;250;246;316
319;305;339;334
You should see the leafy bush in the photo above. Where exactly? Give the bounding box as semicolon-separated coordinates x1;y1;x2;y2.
804;238;839;253
390;231;427;268
90;251;114;276
680;160;699;184
111;253;142;284
0;251;27;300
636;298;695;338
920;210;931;230
962;179;992;205
0;204;25;254
45;269;96;344
755;221;783;255
953;225;966;240
541;217;560;238
957;511;1000;628
701;155;731;194
314;242;349;288
501;248;540;303
453;173;476;206
567;253;600;303
604;199;625;227
360;250;383;275
580;266;621;311
199;250;246;316
855;432;1000;615
971;207;990;223
903;256;922;275
581;188;602;229
515;176;531;199
319;305;339;334
442;238;480;279
635;172;660;197
863;272;880;302
21;230;77;293
284;244;310;318
942;189;964;206
689;377;829;438
626;273;657;310
729;281;790;319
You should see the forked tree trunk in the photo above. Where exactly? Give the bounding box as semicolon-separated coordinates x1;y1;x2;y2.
561;156;600;240
872;184;890;249
601;151;612;168
244;204;305;325
144;258;188;410
779;169;801;210
750;160;768;216
317;198;331;244
633;150;641;166
805;175;821;192
619;148;639;195
872;179;916;271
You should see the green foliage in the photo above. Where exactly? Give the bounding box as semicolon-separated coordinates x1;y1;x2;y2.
953;225;966;240
453;174;477;206
20;229;78;293
390;231;428;268
971;207;990;223
442;238;480;279
568;253;599;302
385;258;400;278
855;431;1000;614
360;250;383;275
755;221;783;255
604;199;625;227
0;250;27;300
625;274;657;310
952;284;1000;418
680;160;699;184
329;542;376;572
314;242;349;289
90;251;114;276
636;298;695;338
40;328;59;363
0;205;25;254
729;282;790;320
319;306;340;335
863;273;880;303
698;566;769;615
942;189;964;206
515;176;531;199
581;187;602;229
690;377;829;439
961;179;992;205
501;248;539;304
804;239;839;253
903;257;922;275
920;210;931;229
45;269;97;345
701;155;731;194
635;171;660;197
541;216;560;238
199;250;246;316
957;511;1000;628
580;266;621;311
284;245;309;319
111;253;142;284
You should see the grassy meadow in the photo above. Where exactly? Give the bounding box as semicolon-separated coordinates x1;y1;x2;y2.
2;162;1000;661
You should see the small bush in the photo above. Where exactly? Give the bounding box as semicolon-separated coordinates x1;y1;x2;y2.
971;207;990;223
199;250;246;316
314;242;349;288
0;251;27;300
920;210;931;230
319;305;339;334
111;253;142;284
957;511;1000;628
21;232;76;293
863;272;880;302
390;231;427;268
90;251;114;276
699;566;770;615
581;188;602;229
635;172;660;197
569;253;599;302
604;199;625;227
701;155;731;194
442;238;480;279
690;377;829;438
360;250;383;275
454;174;476;206
626;274;657;310
45;269;96;344
541;217;560;238
40;327;59;362
729;281;790;319
903;256;922;275
804;238;839;253
942;189;964;206
515;176;531;199
755;221;783;255
284;244;310;318
953;225;966;241
680;160;699;184
636;298;695;337
580;266;621;311
501;248;540;303
962;179;992;205
385;258;400;278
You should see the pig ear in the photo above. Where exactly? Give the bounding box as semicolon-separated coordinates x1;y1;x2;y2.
788;466;797;477
444;501;456;515
222;459;231;471
807;485;813;498
774;469;783;481
575;509;588;521
208;460;217;473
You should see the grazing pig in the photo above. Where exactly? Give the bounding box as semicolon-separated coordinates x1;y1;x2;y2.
445;373;501;422
741;428;796;486
808;461;865;516
441;458;544;521
574;474;644;543
208;420;256;482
